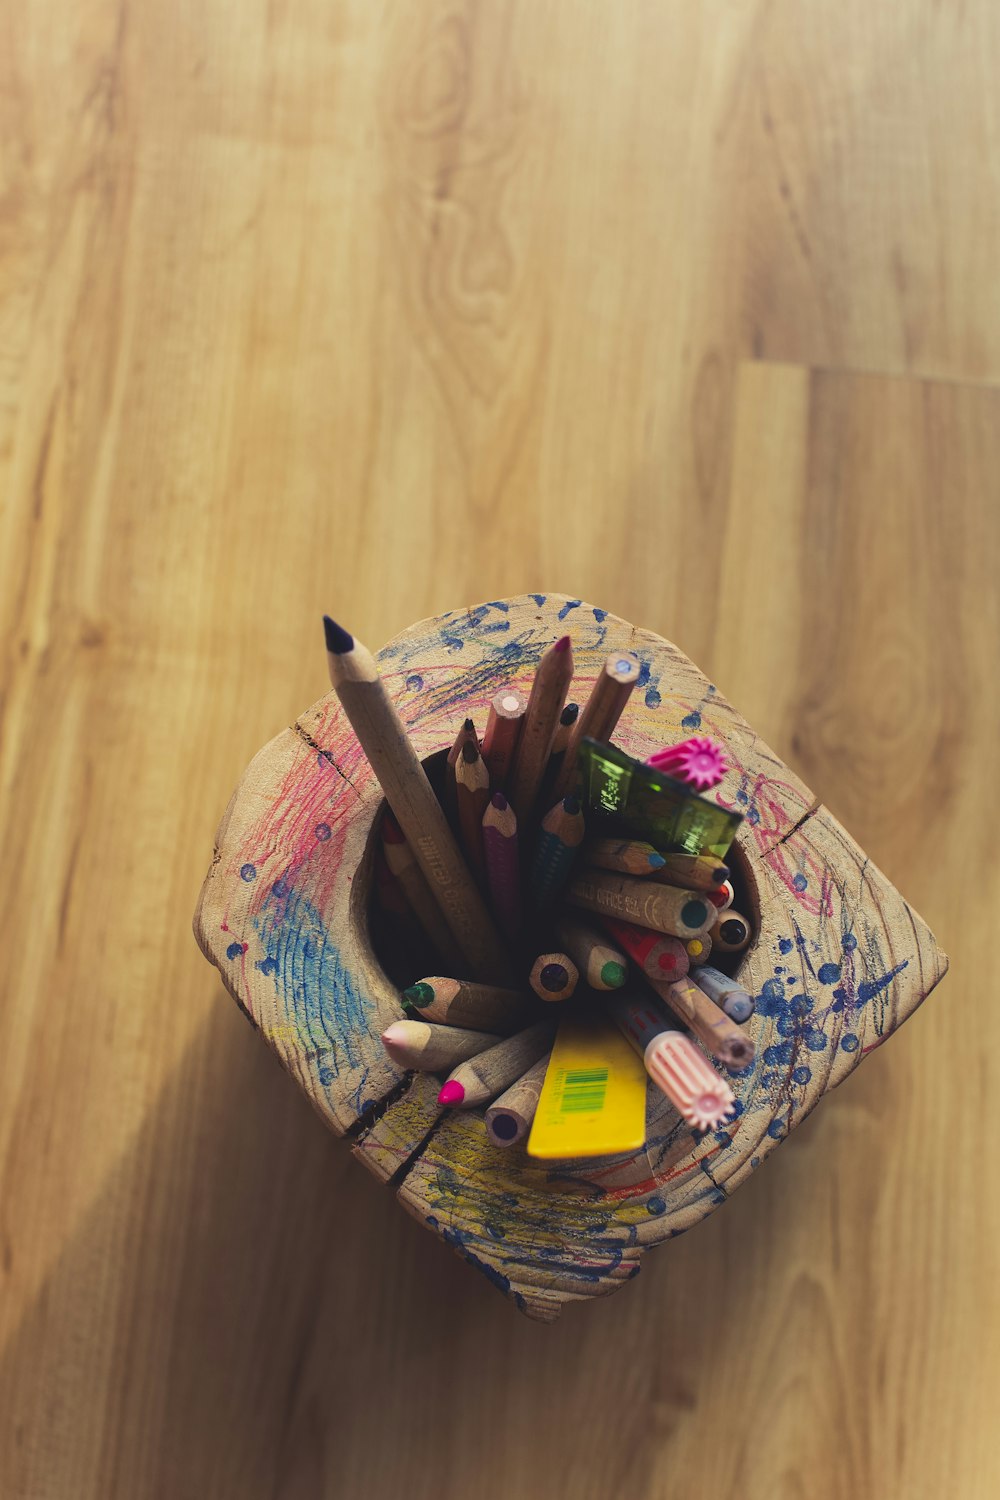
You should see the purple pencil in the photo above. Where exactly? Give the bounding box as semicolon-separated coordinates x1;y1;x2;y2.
482;793;522;945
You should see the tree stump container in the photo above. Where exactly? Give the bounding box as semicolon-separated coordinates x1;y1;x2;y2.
193;595;947;1322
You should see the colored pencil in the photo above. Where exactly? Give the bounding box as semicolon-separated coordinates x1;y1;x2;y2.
401;976;526;1031
445;717;479;826
555;916;628;991
584;837;666;876
568;871;715;938
381;1020;503;1071
507;635;574;826
380;812;466;970
481;691;526;789
438;1021;554;1109
528;952;579;1002
482;792;522;944
551;649;641;801
685;932;712;967
485;1054;551;1148
609;993;735;1130
653;852;729;891
323;618;510;981
695;966;756;1024
602;917;691;983
647;974;755;1069
531;794;585;906
706;879;736;912
542;702;579;796
455;740;490;883
711;909;752;954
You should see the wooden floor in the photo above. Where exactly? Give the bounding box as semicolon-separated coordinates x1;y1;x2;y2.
2;2;998;1496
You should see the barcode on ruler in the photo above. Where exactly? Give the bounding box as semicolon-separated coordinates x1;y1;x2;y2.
558;1067;609;1113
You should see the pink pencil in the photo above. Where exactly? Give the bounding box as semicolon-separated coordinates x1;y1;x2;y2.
482;792;522;944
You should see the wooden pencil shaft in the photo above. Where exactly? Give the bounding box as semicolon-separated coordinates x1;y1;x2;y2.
685;933;712;966
551;651;640;801
482;692;526;787
327;640;510;981
707;880;736;913
455;744;490;880
401;977;527;1031
484;1054;551;1147
649;975;755;1068
584;838;666;876
550;702;579;757
555;917;628;990
507;638;574;825
568;871;715;938
653;852;730;891
381;1021;504;1071
482;806;521;943
444;1021;554;1108
529;952;579;1002
531;797;585;906
603;917;692;982
381;822;467;970
711;910;752;953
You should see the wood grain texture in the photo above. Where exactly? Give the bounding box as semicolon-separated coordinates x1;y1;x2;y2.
196;594;945;1319
0;0;998;1494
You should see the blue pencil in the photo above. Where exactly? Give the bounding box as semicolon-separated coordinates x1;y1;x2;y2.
531;794;585;907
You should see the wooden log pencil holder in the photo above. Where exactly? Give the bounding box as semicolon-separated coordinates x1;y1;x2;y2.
193;595;948;1322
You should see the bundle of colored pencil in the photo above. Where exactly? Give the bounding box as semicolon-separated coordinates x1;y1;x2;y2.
323;616;758;1162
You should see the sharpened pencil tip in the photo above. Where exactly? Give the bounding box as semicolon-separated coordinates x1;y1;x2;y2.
381;1023;407;1045
402;983;434;1008
563;794;581;814
463;717;474;732
553;635;571;652
559;702;579;724
648;852;666;868
462;741;479;763
539;963;568;992
323;615;354;654
491;792;508;810
438;1080;465;1106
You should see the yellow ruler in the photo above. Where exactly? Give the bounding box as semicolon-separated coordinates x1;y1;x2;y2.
527;1011;647;1159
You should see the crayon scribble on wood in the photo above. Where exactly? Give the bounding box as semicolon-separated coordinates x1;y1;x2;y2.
193;595;947;1320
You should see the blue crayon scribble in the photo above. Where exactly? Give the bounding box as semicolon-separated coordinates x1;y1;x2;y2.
226;941;245;960
818;962;841;984
681;710;702;730
256;956;278;976
841;1033;860;1052
645;686;662;708
842;933;858;952
252;885;372;1078
557;599;582;620
240;863;257;882
857;960;908;1003
593;608;608;622
530;593;546;606
647;1196;666;1215
406;674;424;691
778;937;793;956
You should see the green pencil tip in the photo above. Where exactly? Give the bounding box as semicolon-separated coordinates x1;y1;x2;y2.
601;961;627;988
402;983;434;1008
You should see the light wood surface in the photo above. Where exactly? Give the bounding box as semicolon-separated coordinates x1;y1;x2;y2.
0;0;997;1494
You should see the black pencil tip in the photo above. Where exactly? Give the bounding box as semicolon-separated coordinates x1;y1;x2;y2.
463;717;474;732
560;702;579;724
323;615;354;654
563;794;581;813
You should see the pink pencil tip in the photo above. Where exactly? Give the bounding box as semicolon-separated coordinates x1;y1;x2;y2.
381;1023;405;1045
553;635;571;652
491;792;508;809
438;1080;465;1106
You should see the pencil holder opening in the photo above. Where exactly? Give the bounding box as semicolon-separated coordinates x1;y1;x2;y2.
194;592;946;1320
